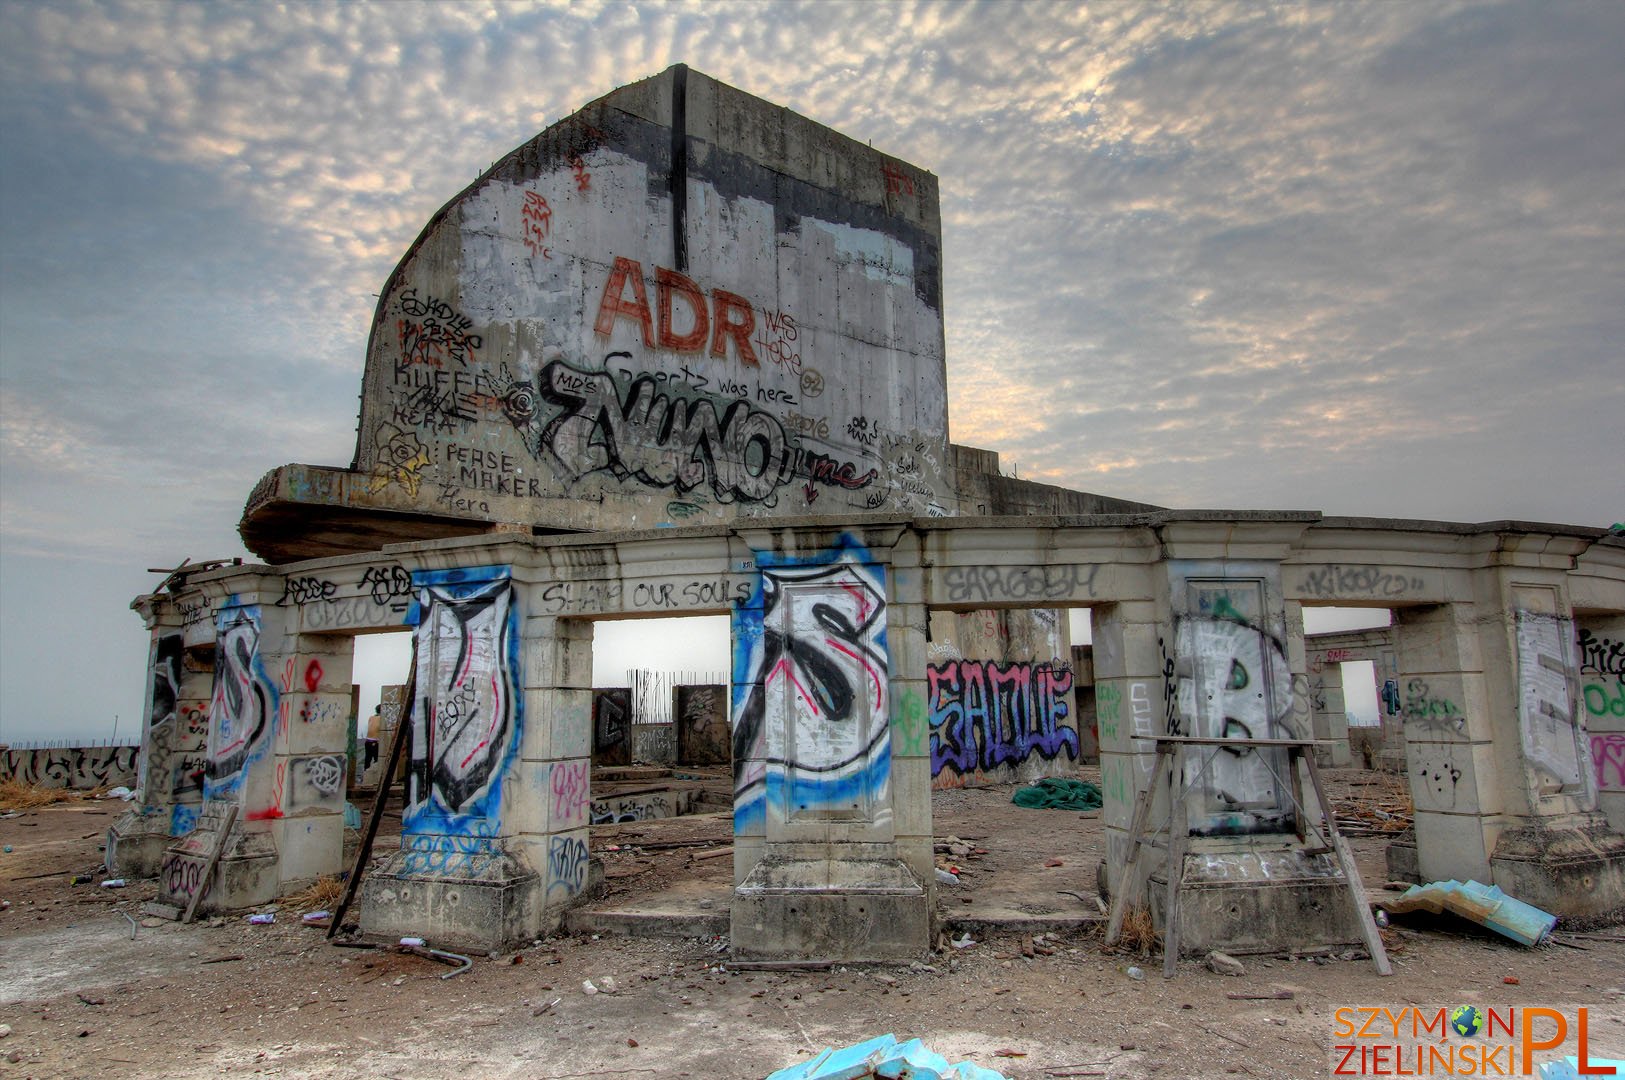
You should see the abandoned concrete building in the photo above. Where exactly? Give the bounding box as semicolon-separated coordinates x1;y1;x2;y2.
106;65;1625;963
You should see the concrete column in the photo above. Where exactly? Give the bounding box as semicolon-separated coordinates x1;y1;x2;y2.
108;614;207;876
729;528;928;962
154;593;352;912
358;566;584;951
1478;575;1625;918
1387;602;1500;884
1148;545;1359;956
1304;627;1352;768
1094;599;1170;902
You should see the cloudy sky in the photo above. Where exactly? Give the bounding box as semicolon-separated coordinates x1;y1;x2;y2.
2;1;1621;745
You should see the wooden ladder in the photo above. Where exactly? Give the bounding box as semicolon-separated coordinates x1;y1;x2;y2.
1103;735;1390;978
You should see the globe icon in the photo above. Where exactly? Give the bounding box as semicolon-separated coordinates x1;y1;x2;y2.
1450;1005;1484;1038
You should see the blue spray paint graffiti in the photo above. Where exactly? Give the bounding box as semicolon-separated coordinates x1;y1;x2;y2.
203;603;278;803
732;533;891;834
928;660;1078;779
402;566;523;845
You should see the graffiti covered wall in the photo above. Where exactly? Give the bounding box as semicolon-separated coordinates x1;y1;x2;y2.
732;536;891;835
0;745;138;790
343;67;949;536
401;567;523;878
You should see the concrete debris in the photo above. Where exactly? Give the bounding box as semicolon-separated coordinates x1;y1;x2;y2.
1205;951;1246;976
1378;880;1557;946
1540;1056;1625;1080
766;1032;1010;1080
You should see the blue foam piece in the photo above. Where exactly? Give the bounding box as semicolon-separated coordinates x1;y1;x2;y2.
765;1034;1011;1080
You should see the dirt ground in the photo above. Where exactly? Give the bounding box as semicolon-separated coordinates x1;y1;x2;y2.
2;770;1623;1080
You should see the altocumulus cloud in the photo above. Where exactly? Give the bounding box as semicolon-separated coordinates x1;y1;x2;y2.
0;1;1622;738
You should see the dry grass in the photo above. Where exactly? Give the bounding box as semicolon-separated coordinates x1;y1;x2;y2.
279;874;345;913
1105;906;1162;958
0;779;85;812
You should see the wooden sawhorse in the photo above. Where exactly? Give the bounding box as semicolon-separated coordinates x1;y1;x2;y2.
1102;734;1391;978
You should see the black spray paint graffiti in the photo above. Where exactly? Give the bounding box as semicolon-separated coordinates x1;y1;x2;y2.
732;555;890;828
139;633;184;799
1;746;139;790
1297;564;1424;599
927;661;1078;778
1580;628;1625;677
396;288;483;369
409;578;517;818
204;610;270;800
546;834;590;896
498;357;876;505
939;564;1099;605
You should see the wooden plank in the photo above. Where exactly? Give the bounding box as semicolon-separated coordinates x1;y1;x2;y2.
1161;742;1187;978
328;651;418;940
1149;735;1329;748
1303;754;1392;977
140;901;182;921
1104;744;1169;947
181;803;238;925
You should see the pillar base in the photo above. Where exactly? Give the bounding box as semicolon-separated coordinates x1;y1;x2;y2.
1490;817;1625;924
731;852;929;963
1385;832;1422;885
155;804;279;914
357;841;573;953
105;803;200;877
1156;846;1363;956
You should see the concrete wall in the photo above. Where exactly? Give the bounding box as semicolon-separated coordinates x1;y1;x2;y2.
242;66;960;562
2;745;137;790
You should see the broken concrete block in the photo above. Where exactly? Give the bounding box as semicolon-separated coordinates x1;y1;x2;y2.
1206;951;1246;976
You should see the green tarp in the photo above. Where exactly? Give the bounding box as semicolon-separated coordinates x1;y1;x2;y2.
1011;777;1102;811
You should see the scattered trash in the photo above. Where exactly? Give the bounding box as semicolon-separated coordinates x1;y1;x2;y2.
1374;909;1390;928
1378;880;1557;946
301;911;330;924
399;936;426;947
935;867;960;886
102;787;135;801
627;1038;639;1048
1206;951;1246;977
598;976;618;994
1121;965;1145;981
766;1033;1010;1080
582;979;599;995
246;913;275;925
1504;976;1520;985
343;802;362;829
993;1048;1026;1058
531;996;561;1016
120;911;138;940
1226;990;1294;1001
950;933;976;949
2;846;11;854
0;1024;9;1038
99;879;126;888
1044;859;1065;868
1011;778;1102;811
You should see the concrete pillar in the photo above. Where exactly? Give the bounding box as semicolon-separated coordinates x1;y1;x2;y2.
1137;534;1358;956
1480;575;1625;918
730;529;929;962
1094;599;1171;902
1387;602;1500;884
1579;614;1625;832
1304;633;1352;768
108;613;209;876
359;566;593;951
152;591;353;912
